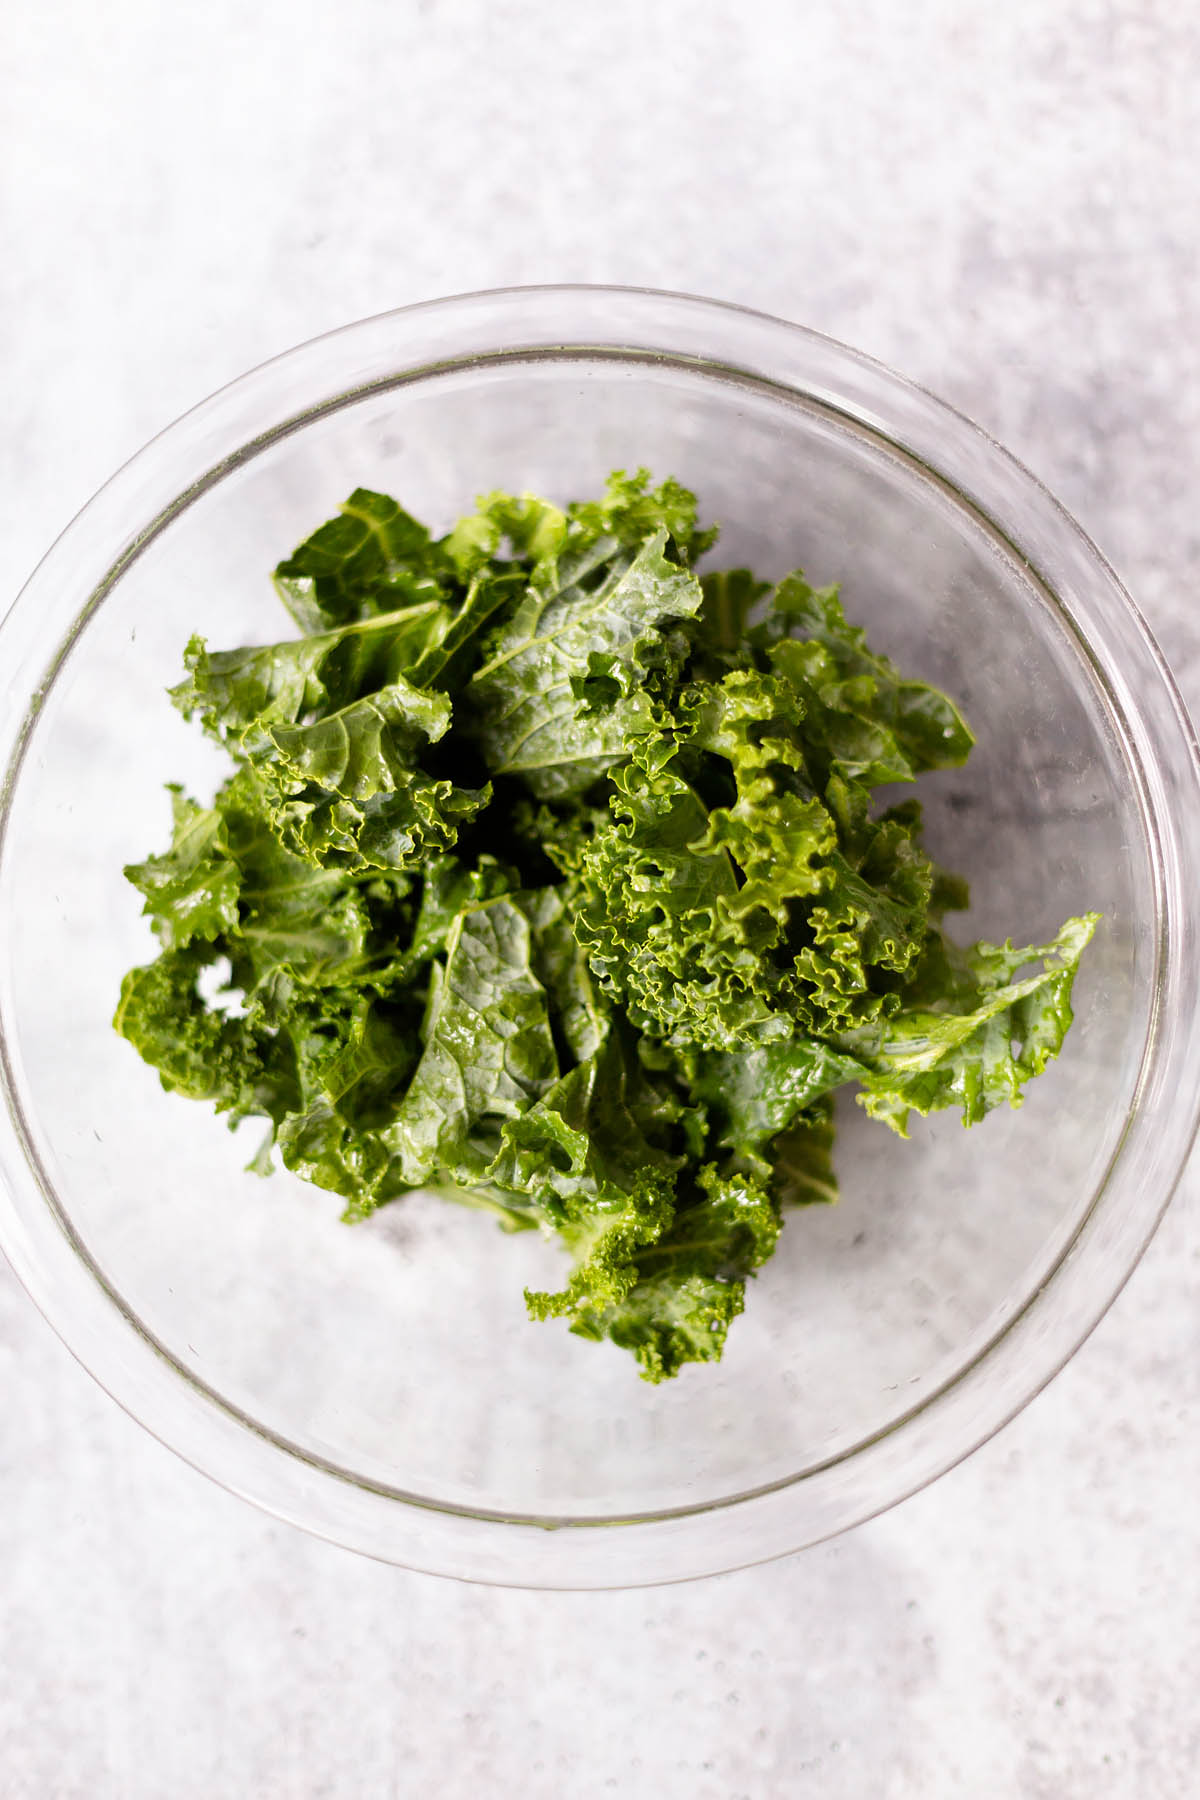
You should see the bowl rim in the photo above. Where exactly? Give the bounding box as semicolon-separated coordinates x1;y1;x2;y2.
1;282;1198;1588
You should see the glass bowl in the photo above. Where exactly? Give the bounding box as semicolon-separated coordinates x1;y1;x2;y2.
1;287;1198;1589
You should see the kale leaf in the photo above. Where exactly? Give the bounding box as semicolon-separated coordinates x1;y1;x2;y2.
116;472;1096;1381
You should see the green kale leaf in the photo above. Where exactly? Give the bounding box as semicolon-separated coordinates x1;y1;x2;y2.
846;913;1100;1133
383;895;560;1189
464;526;704;797
115;474;1096;1382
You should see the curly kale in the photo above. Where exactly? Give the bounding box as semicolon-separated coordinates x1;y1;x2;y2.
116;470;1097;1381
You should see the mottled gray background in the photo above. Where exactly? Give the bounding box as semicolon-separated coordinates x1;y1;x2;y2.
2;3;1199;1796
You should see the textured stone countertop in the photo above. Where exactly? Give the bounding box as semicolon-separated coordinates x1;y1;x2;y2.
2;4;1198;1795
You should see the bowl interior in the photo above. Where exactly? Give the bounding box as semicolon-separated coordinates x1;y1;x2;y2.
0;353;1152;1520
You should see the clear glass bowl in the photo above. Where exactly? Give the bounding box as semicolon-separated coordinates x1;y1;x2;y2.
1;287;1198;1588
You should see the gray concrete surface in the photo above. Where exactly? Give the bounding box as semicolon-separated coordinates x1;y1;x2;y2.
2;2;1198;1794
